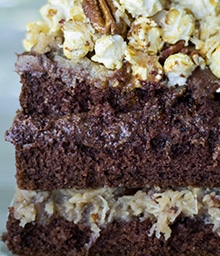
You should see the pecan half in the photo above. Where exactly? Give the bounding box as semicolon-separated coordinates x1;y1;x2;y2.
159;40;186;62
82;0;127;37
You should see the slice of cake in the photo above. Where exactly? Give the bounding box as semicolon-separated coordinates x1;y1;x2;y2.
2;0;220;255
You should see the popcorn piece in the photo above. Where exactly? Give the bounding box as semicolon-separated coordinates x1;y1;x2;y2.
40;1;67;33
118;0;164;18
40;0;96;61
191;53;206;70
172;0;220;19
40;0;85;32
199;15;220;41
160;6;195;45
62;20;94;60
128;17;164;55
112;0;131;26
23;21;52;53
164;53;196;86
209;45;220;78
196;16;220;78
197;34;220;59
125;46;163;85
92;35;126;70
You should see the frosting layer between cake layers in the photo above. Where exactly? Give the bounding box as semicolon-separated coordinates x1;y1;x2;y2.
3;185;220;255
11;186;220;240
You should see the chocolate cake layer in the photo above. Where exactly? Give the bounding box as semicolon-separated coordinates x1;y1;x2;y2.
6;54;220;189
17;53;220;117
7;108;220;190
3;208;220;256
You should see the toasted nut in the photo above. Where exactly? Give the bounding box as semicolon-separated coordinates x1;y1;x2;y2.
82;0;127;37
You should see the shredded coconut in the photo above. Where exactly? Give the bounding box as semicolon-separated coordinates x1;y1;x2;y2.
12;186;220;240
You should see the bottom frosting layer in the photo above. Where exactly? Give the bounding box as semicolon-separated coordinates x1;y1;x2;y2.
10;187;220;241
2;208;220;256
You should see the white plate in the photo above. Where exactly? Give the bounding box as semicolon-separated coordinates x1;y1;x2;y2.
0;1;45;255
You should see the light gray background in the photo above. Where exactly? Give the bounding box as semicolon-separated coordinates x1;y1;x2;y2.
0;1;45;255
